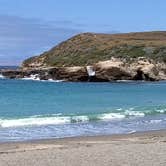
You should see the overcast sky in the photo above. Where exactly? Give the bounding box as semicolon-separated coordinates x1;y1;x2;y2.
0;0;166;65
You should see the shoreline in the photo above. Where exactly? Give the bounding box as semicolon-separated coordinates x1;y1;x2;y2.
1;129;166;144
0;129;166;166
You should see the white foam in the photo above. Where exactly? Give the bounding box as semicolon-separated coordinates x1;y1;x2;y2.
0;115;90;128
47;79;64;83
0;116;71;128
128;130;136;134
149;119;162;124
71;116;89;122
0;74;5;79
116;108;123;111
156;109;166;113
125;111;145;117
22;74;40;81
99;113;125;121
22;76;64;82
99;110;146;121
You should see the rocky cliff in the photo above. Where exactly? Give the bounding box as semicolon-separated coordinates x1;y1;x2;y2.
1;57;166;81
2;31;166;82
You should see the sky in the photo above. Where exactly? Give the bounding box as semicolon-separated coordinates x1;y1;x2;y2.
0;0;166;65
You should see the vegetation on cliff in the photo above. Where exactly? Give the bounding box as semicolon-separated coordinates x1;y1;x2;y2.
22;31;166;68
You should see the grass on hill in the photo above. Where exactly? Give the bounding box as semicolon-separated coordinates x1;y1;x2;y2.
22;31;166;68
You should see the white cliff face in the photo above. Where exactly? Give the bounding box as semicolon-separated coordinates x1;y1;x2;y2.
86;66;96;77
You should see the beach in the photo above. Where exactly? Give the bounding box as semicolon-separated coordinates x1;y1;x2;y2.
0;130;166;166
1;1;166;166
0;80;166;165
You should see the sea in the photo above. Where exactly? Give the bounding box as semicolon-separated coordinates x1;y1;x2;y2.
0;73;166;142
0;66;18;70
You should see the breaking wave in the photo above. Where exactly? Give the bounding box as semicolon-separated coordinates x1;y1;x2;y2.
0;107;166;128
0;74;5;79
21;74;63;82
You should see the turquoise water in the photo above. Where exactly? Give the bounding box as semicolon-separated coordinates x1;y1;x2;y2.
0;78;166;142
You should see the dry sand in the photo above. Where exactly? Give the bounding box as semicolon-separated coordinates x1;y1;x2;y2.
0;130;166;166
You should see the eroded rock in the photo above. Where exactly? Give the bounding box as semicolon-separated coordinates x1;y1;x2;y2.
1;58;166;82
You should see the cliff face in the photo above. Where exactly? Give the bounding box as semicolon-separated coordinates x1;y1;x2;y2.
22;31;166;69
1;57;166;81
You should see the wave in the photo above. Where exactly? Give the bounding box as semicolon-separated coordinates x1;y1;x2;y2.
21;74;64;82
0;107;166;128
0;74;5;79
0;74;63;82
0;116;71;128
0;116;88;128
22;74;40;81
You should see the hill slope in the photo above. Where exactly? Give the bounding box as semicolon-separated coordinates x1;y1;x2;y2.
22;31;166;68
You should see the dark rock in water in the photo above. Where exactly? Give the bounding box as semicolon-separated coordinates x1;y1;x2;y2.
0;67;89;82
0;70;25;79
48;67;88;81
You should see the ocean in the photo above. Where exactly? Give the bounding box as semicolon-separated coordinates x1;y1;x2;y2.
0;66;18;70
0;77;166;142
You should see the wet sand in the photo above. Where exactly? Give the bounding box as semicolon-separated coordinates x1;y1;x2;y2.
0;130;166;166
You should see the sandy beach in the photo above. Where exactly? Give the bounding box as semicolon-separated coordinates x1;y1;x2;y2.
0;130;166;166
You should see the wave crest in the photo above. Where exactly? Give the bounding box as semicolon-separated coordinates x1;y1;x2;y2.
0;107;166;128
0;74;5;79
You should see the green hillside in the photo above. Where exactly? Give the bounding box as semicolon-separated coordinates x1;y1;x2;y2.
22;31;166;68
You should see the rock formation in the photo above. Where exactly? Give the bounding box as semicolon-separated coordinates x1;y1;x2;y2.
1;57;166;81
1;31;166;82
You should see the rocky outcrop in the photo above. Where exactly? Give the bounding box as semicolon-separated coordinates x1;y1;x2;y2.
0;67;88;82
0;70;26;79
16;31;166;82
131;59;159;81
1;58;166;82
94;59;132;81
48;67;88;81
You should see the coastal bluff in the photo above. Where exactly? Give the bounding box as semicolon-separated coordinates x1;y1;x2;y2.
1;31;166;81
